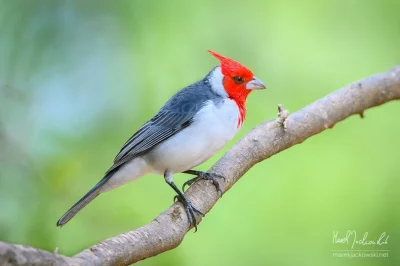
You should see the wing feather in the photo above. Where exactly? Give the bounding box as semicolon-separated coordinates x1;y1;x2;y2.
106;111;195;174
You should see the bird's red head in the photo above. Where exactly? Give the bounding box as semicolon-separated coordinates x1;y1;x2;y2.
208;50;266;125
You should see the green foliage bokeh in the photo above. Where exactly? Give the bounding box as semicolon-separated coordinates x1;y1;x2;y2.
0;1;399;265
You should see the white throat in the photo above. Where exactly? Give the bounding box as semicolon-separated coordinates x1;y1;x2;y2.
208;66;228;97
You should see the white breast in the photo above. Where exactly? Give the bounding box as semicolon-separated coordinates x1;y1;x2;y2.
145;99;240;174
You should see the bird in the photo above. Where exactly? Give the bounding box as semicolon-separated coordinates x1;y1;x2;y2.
57;50;266;230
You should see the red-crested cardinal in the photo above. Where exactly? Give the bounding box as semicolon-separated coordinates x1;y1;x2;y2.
57;50;266;230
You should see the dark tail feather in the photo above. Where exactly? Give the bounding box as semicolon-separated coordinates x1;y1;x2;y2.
56;173;113;227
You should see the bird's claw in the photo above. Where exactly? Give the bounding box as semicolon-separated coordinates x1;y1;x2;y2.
182;172;225;197
175;194;204;232
173;195;179;202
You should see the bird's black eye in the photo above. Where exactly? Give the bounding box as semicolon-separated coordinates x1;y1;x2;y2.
233;76;244;84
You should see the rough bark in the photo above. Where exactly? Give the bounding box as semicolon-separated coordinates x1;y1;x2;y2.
1;66;399;266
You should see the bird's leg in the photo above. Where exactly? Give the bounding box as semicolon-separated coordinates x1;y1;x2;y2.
182;170;226;196
164;171;204;232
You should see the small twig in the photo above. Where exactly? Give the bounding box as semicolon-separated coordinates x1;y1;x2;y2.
276;104;289;128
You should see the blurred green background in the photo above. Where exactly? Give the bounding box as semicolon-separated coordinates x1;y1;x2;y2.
1;0;399;265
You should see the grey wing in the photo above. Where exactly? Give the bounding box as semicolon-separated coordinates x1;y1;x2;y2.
105;110;195;175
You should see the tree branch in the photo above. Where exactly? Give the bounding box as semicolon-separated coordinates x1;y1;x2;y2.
1;66;400;266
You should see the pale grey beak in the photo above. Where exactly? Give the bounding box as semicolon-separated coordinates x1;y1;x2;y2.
246;77;266;90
